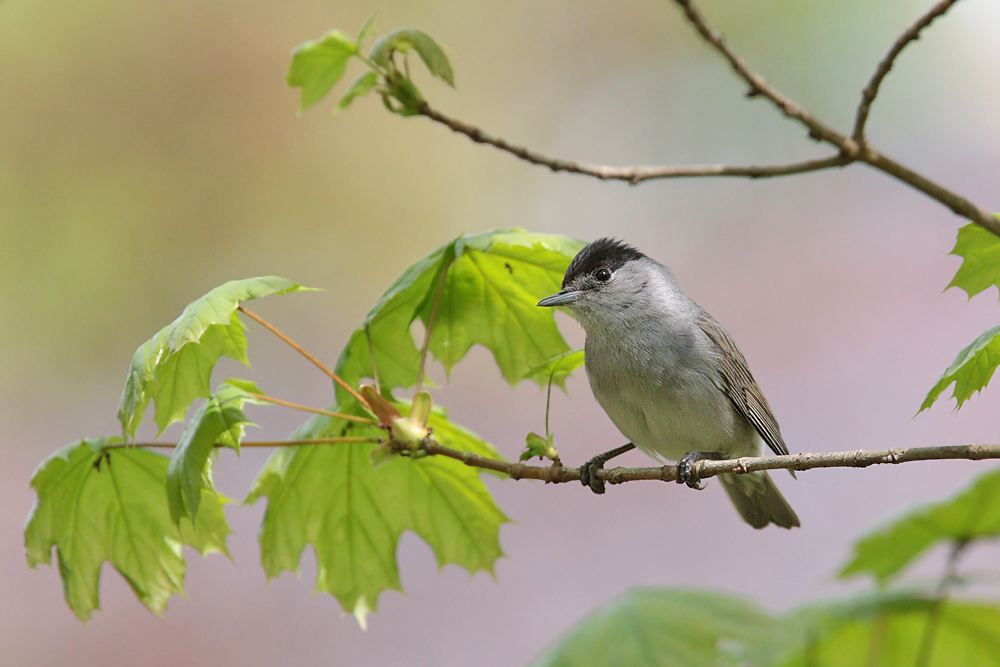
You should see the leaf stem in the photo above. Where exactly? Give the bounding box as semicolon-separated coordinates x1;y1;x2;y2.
915;539;969;667
415;256;453;395
364;325;381;393
102;437;381;450
237;306;372;412
545;375;553;436
247;393;377;424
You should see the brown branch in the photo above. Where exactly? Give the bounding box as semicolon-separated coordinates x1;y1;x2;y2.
419;103;849;184
422;440;1000;485
853;0;963;142
671;0;851;150
237;306;372;411
414;1;1000;237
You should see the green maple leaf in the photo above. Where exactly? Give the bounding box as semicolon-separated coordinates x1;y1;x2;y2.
839;468;1000;583
530;588;775;667
166;380;267;525
920;324;1000;411
117;276;310;438
25;438;231;621
947;220;1000;300
245;405;507;626
335;230;584;404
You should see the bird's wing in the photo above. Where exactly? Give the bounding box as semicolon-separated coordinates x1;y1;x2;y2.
695;312;789;457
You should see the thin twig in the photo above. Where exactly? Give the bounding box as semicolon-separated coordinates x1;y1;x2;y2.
915;539;969;667
853;0;963;142
103;437;381;450
420;103;849;184
420;441;1000;484
414;2;1000;237
415;255;453;394
671;0;850;150
247;393;377;424
237;306;372;411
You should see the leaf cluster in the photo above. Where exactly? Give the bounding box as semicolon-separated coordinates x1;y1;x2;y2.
26;231;585;625
288;18;454;116
534;467;1000;665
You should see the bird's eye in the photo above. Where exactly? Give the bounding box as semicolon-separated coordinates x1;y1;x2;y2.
594;268;612;282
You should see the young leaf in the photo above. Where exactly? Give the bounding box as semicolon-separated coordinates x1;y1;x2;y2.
357;14;377;47
25;438;231;621
920;324;1000;411
369;28;455;87
524;349;586;391
839;468;1000;583
117;277;308;438
165;380;266;525
245;405;506;626
337;71;379;111
529;588;776;667
521;432;558;462
947;219;1000;299
288;30;360;111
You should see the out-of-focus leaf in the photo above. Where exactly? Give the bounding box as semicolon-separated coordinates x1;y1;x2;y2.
337;71;379;111
947;219;1000;299
117;277;308;437
25;438;230;621
773;594;1000;667
840;468;1000;583
288;30;359;110
524;349;585;391
245;404;506;626
334;230;584;404
166;380;266;525
529;588;776;667
920;325;1000;411
369;28;454;87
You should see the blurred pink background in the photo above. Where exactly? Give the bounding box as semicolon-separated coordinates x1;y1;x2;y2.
4;0;1000;664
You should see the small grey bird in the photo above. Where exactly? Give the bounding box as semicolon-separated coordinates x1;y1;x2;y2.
538;238;799;529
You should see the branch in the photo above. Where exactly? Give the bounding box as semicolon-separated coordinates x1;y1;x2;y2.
422;440;1000;485
413;1;1000;237
419;103;849;184
853;0;963;142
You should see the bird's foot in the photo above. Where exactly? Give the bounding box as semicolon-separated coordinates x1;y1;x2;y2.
578;443;636;495
676;451;713;490
579;456;607;495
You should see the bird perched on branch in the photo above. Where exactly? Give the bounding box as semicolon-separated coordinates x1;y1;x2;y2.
537;238;799;529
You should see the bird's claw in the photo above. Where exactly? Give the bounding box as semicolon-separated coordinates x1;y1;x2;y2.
579;457;606;495
676;452;707;490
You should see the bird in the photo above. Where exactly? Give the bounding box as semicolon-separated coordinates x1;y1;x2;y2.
537;237;799;529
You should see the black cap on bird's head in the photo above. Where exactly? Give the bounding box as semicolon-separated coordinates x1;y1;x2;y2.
537;237;646;307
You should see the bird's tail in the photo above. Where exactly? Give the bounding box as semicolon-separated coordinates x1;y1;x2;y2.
719;471;800;529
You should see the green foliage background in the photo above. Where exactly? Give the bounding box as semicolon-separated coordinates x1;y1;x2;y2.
6;0;1000;666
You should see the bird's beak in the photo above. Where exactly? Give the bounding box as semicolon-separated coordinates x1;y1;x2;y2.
537;290;584;307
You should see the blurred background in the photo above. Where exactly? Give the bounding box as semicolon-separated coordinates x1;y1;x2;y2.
4;0;1000;664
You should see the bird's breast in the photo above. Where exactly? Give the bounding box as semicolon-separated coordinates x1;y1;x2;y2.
584;330;755;461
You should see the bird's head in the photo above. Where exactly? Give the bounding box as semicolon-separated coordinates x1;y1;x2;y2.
537;237;654;327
